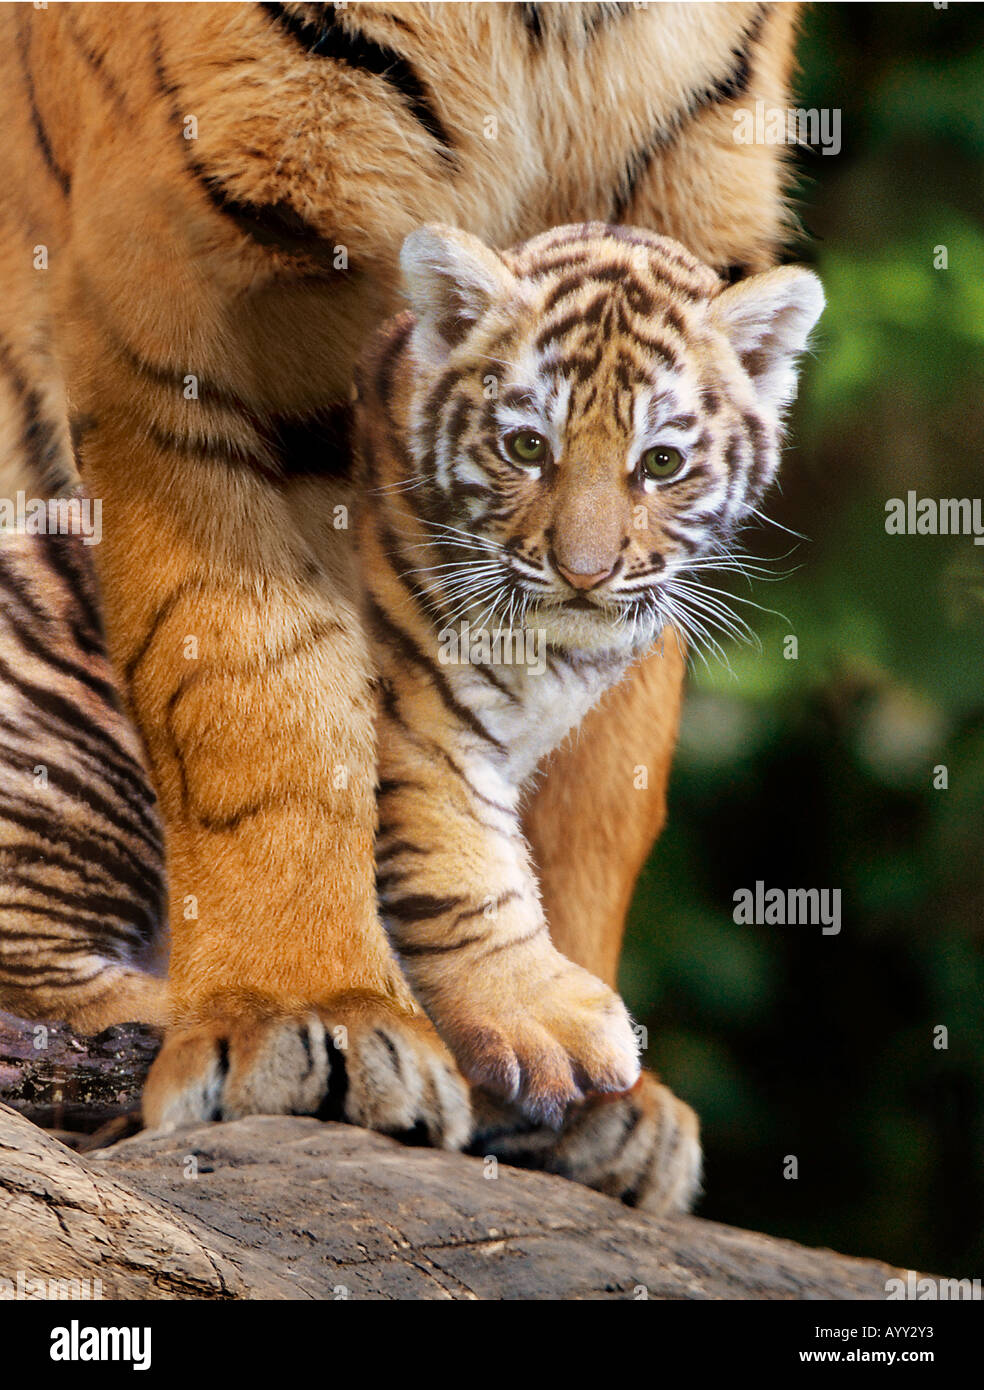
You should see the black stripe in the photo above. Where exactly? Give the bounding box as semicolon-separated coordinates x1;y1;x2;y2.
151;31;345;267
448;891;521;929
0;333;71;492
481;922;548;957
144;421;280;484
395;934;488;958
82;280;250;414
0;954;110;984
709;8;765;104
82;263;340;480
0;667;164;846
0;898;143;943
316;1029;349;1123
625;331;682;370
376;777;428;800
364;316;416;484
0;713;163;853
722;263;751;285
0;555;54;634
368;600;506;754
610;1105;645;1164
0;793;163;908
19;14;70;197
267;401;353;478
5;600;123;712
374;700;516;824
418;366;468;481
521;3;544;42
660;521;701;554
383;893;465;922
373;1028;402;1078
2;835;140;903
40;532;105;647
64;11;128;111
108;348;351;482
583;2;636;38
0;697;160;838
742;411;773;498
375;838;428;864
377;520;455;631
124;576;207;687
1;870;154;943
0;626;157;796
191;171;344;268
260;2;454;155
610;4;768;221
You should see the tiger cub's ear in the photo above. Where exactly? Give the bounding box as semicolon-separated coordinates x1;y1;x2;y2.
710;265;825;413
400;224;518;366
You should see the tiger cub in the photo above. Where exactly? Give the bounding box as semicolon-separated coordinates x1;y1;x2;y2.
355;222;823;1125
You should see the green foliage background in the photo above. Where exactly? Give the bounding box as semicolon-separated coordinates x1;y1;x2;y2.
619;2;984;1274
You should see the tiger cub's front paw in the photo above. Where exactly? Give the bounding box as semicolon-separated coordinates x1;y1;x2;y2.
141;991;471;1150
434;955;641;1127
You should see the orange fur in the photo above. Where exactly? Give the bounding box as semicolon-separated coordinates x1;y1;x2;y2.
0;3;799;1161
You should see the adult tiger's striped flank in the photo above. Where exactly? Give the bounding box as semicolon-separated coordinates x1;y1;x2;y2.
356;222;823;1126
0;531;167;1031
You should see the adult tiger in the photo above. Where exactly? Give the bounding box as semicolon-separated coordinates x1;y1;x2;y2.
0;2;798;1209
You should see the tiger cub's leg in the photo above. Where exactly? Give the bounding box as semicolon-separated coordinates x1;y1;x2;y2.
487;635;702;1213
376;707;641;1126
80;453;468;1147
523;638;687;988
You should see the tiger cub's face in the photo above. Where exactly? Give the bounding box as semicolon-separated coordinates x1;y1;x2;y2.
400;223;823;656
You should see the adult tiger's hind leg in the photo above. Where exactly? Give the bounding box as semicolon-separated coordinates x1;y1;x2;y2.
0;533;169;1032
475;634;703;1215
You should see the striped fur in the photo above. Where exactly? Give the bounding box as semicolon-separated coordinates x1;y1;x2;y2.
355;222;822;1129
471;1071;703;1214
0;4;803;1197
0;529;167;1029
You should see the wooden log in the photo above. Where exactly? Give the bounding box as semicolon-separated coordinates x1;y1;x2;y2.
0;1101;922;1301
0;1010;159;1133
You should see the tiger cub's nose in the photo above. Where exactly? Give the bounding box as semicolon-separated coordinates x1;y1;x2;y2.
555;560;616;591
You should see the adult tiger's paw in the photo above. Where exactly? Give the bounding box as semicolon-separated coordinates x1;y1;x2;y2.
141;992;471;1151
469;1070;701;1215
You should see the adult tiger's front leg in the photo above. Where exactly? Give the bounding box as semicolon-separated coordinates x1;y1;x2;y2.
80;435;468;1149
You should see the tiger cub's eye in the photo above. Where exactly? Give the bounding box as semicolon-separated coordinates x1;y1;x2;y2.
641;445;685;479
505;430;547;465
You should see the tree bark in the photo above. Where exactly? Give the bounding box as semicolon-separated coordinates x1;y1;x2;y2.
0;1010;159;1135
0;1100;920;1301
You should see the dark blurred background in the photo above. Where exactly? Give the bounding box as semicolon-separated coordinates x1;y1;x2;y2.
620;1;984;1276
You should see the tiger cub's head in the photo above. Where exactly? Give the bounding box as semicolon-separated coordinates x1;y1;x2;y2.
395;222;823;656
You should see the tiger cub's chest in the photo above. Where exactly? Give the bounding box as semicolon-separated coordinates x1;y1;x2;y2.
446;646;631;785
